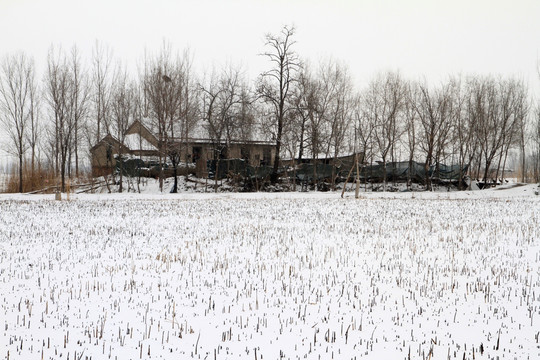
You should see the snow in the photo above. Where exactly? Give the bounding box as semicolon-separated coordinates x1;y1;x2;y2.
123;133;158;152
0;185;539;359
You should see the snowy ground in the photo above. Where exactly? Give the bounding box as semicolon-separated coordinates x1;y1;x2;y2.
1;186;539;359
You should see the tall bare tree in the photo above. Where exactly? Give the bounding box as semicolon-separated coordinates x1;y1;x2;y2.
467;77;525;186
320;60;354;189
365;72;406;191
27;71;40;183
289;65;316;163
110;67;137;192
532;104;540;182
144;45;196;193
90;41;113;146
200;65;245;190
450;77;475;190
44;46;87;192
236;83;256;144
204;66;245;144
511;81;529;183
354;93;376;189
257;25;300;183
68;46;90;178
0;52;35;192
403;82;418;189
411;81;452;190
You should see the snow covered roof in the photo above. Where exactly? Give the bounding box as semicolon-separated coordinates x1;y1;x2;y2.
123;133;157;152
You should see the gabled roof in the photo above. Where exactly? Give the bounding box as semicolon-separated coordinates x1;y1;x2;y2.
90;134;128;153
92;118;276;155
124;133;158;151
125;120;159;147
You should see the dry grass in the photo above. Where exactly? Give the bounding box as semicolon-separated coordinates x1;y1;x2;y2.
2;163;91;193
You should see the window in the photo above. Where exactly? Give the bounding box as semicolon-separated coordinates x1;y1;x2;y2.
262;148;271;166
192;146;202;163
241;147;250;161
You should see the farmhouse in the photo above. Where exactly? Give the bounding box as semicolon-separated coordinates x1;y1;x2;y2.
90;120;276;177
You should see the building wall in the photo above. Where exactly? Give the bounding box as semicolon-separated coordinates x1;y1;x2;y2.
91;143;116;169
91;132;277;177
183;143;275;167
91;139;130;176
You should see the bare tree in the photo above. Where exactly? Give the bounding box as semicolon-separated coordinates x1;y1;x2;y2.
236;83;256;144
468;77;526;186
144;45;196;193
320;60;355;189
0;52;35;192
365;72;406;191
212;66;245;144
69;45;90;179
289;65;316;163
511;81;529;183
290;63;337;189
44;46;84;192
257;25;301;183
200;65;244;190
451;77;476;190
403;82;417;189
354;93;376;190
27;72;40;183
411;81;452;190
532;104;540;182
110;67;137;192
90;41;113;146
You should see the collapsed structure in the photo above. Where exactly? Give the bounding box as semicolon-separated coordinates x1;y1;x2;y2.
290;159;468;188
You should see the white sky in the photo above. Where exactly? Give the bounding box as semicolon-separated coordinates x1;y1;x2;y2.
1;0;540;164
1;0;539;84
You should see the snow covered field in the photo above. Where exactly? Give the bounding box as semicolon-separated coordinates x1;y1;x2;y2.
1;188;539;359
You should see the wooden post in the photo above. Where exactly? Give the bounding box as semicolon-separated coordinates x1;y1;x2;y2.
340;158;355;199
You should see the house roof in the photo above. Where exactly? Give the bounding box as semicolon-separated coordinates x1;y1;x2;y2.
91;118;276;155
123;133;158;151
90;134;126;152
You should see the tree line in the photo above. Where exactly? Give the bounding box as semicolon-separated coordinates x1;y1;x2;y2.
1;26;540;193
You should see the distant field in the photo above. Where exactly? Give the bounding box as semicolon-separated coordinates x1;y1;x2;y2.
0;195;539;359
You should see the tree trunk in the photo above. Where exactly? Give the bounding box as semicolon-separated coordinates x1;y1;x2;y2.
61;156;66;193
172;163;178;193
119;161;123;193
424;156;431;191
521;143;526;183
482;157;492;189
501;149;509;184
75;136;79;178
495;148;503;184
408;157;413;190
31;146;35;188
382;157;387;192
19;149;23;193
271;134;281;184
476;151;483;182
298;121;305;163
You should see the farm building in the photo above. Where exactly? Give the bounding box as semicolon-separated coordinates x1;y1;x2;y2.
90;120;276;177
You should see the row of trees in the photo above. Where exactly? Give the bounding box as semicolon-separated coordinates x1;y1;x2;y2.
1;26;540;193
266;28;537;190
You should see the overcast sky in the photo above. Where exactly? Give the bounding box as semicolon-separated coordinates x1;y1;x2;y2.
1;0;540;164
2;0;539;83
